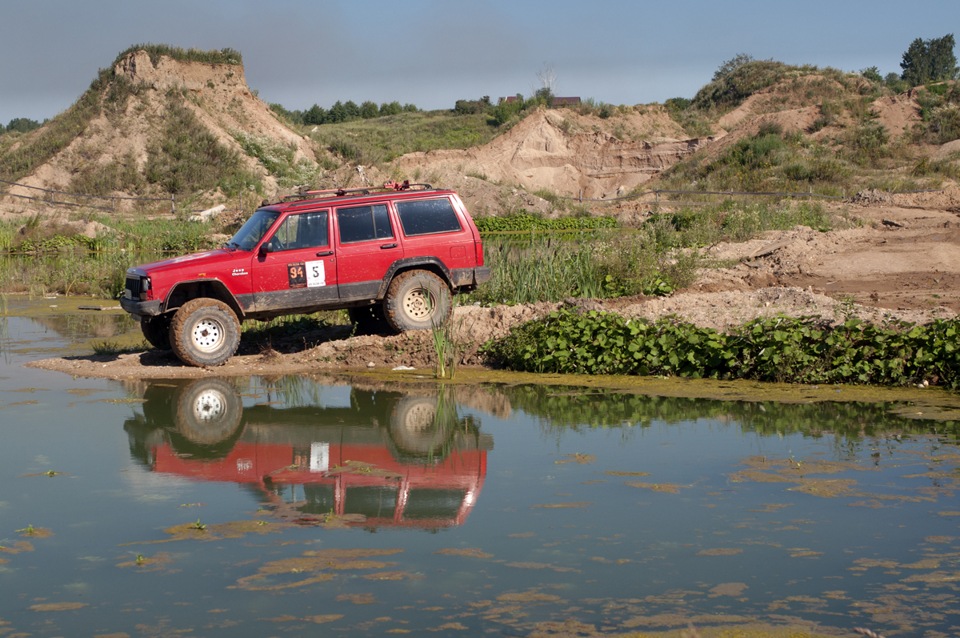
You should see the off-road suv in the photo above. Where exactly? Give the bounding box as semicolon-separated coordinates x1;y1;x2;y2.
120;182;490;367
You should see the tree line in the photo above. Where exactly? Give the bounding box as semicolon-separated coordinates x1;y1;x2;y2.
269;100;420;126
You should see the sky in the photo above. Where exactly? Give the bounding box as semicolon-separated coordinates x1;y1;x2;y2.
1;0;959;125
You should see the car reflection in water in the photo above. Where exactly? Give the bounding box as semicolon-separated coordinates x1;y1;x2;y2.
124;378;492;530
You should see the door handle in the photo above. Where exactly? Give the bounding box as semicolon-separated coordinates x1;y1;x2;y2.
315;250;333;257
380;243;397;249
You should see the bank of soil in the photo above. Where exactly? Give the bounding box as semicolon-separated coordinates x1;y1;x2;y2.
26;191;959;381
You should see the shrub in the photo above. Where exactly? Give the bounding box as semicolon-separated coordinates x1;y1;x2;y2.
847;121;890;166
484;310;960;390
692;59;793;111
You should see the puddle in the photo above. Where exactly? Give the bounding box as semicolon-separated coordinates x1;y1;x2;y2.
1;301;959;636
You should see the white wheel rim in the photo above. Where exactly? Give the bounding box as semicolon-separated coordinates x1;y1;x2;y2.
191;318;225;353
402;287;433;320
192;389;226;422
403;402;436;433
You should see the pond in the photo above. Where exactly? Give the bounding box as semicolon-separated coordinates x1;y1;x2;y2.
2;299;960;637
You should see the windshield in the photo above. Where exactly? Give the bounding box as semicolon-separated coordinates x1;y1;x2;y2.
227;209;280;251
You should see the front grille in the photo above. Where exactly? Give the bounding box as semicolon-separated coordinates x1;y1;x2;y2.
125;276;142;299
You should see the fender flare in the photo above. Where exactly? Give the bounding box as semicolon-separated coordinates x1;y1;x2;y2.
164;279;245;320
375;257;453;299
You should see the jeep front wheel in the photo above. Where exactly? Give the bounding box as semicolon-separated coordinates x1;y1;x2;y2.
169;298;240;367
174;378;243;445
384;270;451;332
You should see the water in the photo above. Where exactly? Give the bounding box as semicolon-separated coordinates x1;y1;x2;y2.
2;300;960;636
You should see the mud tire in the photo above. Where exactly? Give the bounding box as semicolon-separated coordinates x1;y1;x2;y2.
169;298;240;367
383;270;451;332
389;395;449;456
174;378;243;445
140;314;172;350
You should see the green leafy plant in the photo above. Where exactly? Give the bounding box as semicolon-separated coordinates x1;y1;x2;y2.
483;309;960;390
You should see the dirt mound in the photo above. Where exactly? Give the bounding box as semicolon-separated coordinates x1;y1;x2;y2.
394;107;706;199
870;91;922;139
716;74;846;133
1;49;319;218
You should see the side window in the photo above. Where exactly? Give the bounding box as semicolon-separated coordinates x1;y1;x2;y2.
266;211;328;251
396;198;462;236
337;204;393;243
297;211;329;248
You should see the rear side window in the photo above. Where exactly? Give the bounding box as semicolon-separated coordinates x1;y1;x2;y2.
337;205;393;243
396;198;463;236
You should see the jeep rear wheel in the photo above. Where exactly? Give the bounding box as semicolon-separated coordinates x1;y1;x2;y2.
169;298;240;367
140;314;172;350
384;270;451;332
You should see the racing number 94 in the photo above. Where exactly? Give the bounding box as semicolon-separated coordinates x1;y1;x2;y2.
288;260;326;289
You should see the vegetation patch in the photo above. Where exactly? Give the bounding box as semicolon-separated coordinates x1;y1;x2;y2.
145;95;258;197
474;212;618;233
483;310;960;390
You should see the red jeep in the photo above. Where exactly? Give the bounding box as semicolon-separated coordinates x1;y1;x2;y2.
120;182;490;367
123;379;492;530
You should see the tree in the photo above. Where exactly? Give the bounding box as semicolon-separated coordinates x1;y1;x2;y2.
713;53;754;81
359;100;379;119
4;117;41;133
303;104;327;125
454;96;491;115
327;100;348;123
379;101;402;117
900;34;959;86
860;66;883;84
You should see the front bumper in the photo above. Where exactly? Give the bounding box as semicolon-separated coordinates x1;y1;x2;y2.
119;296;163;317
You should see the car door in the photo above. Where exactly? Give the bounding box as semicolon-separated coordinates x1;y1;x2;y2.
333;203;402;301
250;209;339;312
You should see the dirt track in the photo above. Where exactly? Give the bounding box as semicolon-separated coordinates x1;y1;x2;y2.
27;190;960;381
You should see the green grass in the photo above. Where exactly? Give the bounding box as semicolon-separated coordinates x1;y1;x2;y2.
472;229;695;305
232;131;322;189
308;111;497;165
145;95;260;197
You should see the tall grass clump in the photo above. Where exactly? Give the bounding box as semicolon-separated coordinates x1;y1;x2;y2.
0;249;129;297
474;230;698;305
427;295;460;379
913;83;960;145
645;199;835;250
310;111;495;164
233;131;321;188
116;44;242;66
145;95;259;196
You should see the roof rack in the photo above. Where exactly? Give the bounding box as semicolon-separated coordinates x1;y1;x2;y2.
280;180;434;203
